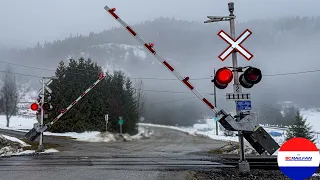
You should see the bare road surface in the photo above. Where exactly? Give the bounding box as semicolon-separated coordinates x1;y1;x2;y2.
0;126;229;180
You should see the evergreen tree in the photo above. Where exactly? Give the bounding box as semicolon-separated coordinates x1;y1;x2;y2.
286;110;315;143
47;58;138;134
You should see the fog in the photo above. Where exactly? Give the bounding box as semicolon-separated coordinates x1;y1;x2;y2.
1;0;319;48
0;0;319;125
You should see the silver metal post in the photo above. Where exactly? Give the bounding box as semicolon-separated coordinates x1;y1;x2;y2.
213;69;218;135
228;2;250;174
120;124;122;135
105;114;109;132
38;78;45;151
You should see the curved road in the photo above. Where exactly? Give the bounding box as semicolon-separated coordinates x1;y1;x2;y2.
0;126;230;180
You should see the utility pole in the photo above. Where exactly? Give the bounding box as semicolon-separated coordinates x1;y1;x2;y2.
213;69;218;135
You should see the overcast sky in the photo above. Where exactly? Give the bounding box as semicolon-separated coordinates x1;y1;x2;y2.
1;0;319;48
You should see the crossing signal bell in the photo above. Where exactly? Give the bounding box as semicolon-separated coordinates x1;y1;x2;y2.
212;67;233;89
239;67;262;88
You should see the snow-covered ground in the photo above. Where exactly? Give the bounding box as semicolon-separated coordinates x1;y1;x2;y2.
0;115;154;143
0;134;59;157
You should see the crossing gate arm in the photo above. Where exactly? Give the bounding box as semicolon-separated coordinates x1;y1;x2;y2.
104;6;218;114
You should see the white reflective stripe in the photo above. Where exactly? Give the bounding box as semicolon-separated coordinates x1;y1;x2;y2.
220;46;234;60
235;30;251;44
104;5;218;114
236;45;252;59
277;151;320;167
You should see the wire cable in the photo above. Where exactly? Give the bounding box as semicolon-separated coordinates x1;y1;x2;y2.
2;59;320;80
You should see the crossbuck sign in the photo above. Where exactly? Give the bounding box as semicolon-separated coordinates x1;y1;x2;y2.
218;29;253;61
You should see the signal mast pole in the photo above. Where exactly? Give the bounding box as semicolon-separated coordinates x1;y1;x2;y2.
228;2;248;172
205;2;250;174
213;69;218;135
38;78;45;152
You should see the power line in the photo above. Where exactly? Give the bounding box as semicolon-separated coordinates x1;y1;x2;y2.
0;60;211;80
264;69;320;76
0;70;42;78
2;59;320;80
0;37;36;45
143;89;212;95
148;97;198;105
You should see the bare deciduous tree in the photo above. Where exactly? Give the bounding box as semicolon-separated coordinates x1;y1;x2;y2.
135;79;145;121
0;67;18;127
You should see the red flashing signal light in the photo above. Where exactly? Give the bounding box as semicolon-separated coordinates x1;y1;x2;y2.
239;67;262;88
30;103;39;111
212;68;233;89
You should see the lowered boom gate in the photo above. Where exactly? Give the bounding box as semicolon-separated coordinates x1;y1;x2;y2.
103;6;279;156
25;73;106;141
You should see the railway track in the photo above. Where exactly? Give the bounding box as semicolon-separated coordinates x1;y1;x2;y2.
218;155;320;172
218;156;279;170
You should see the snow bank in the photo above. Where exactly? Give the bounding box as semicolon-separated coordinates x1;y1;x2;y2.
1;135;30;147
138;123;196;135
132;126;154;140
11;148;60;156
43;126;154;143
0;134;58;157
44;131;116;142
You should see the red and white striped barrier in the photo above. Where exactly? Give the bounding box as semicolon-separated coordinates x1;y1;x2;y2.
104;6;218;114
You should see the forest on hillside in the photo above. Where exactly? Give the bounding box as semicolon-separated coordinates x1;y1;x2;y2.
1;16;319;126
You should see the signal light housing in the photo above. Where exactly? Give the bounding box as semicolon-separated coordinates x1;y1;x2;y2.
212;67;233;89
239;67;262;88
42;103;50;110
42;102;54;111
30;103;39;111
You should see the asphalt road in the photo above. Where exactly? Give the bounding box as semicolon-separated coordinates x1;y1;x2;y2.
0;126;230;180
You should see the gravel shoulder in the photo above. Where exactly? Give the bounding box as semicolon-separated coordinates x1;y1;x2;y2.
191;168;320;180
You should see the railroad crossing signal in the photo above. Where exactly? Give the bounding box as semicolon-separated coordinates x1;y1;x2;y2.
212;66;262;89
218;29;253;61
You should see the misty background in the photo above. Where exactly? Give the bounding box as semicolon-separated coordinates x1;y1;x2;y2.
0;0;319;126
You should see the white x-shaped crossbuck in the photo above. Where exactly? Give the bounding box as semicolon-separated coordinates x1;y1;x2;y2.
218;29;253;61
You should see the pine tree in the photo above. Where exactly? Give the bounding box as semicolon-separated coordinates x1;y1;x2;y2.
286;110;315;143
47;58;139;134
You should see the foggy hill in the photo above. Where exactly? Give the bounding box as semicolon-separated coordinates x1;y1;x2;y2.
1;16;319;126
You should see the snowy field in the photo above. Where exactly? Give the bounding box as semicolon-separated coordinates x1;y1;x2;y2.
0;115;154;143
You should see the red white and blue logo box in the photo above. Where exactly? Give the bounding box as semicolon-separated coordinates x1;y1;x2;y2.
277;137;320;180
